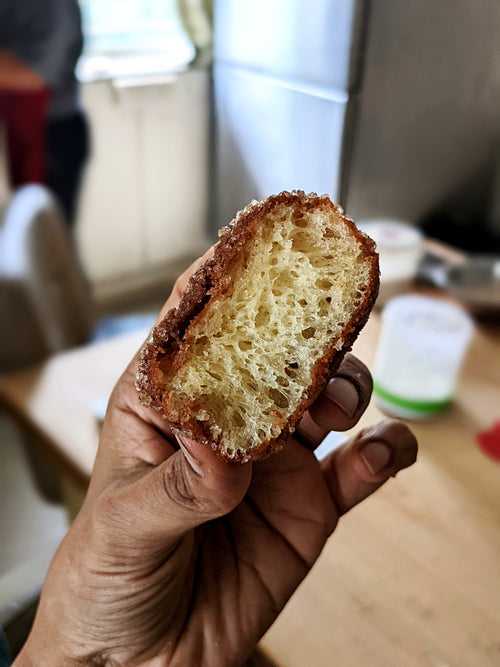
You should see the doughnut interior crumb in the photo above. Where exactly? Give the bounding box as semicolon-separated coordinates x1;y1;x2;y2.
140;193;377;461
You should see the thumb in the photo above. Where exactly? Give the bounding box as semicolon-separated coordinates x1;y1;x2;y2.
121;436;252;543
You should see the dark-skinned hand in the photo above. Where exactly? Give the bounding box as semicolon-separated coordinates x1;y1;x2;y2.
16;254;417;667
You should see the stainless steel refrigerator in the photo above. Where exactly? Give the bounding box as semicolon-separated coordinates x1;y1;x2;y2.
212;0;500;246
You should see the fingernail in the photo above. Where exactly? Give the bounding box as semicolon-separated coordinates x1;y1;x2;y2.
176;434;203;476
326;377;360;418
360;440;392;475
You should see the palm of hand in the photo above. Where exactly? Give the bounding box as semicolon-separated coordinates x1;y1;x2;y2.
177;443;335;666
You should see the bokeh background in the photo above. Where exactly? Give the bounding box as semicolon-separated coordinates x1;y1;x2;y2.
1;2;499;665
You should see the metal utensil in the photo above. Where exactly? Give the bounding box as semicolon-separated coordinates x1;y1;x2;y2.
419;253;500;317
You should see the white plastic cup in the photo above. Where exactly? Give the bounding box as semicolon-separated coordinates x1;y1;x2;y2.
373;295;474;419
358;220;424;306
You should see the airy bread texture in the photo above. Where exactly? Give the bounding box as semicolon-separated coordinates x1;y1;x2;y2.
137;191;378;462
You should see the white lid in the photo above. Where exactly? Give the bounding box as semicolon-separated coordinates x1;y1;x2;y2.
382;295;474;340
358;219;423;252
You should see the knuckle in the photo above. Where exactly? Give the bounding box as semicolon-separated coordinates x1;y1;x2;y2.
160;455;244;519
161;456;204;514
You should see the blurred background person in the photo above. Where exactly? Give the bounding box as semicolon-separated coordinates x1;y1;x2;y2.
0;0;89;226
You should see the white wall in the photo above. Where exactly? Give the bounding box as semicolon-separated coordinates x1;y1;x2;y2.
76;68;210;294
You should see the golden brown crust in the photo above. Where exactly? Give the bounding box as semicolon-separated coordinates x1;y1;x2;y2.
136;190;379;462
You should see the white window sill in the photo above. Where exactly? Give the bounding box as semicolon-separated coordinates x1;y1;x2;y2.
77;50;196;84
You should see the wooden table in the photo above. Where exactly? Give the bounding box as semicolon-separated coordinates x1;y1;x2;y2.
1;317;500;666
0;330;146;485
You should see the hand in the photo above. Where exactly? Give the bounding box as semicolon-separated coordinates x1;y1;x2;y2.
16;257;417;667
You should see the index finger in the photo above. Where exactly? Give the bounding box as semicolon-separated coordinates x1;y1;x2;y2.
296;354;373;449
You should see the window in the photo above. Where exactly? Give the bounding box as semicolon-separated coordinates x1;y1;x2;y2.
79;0;195;74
